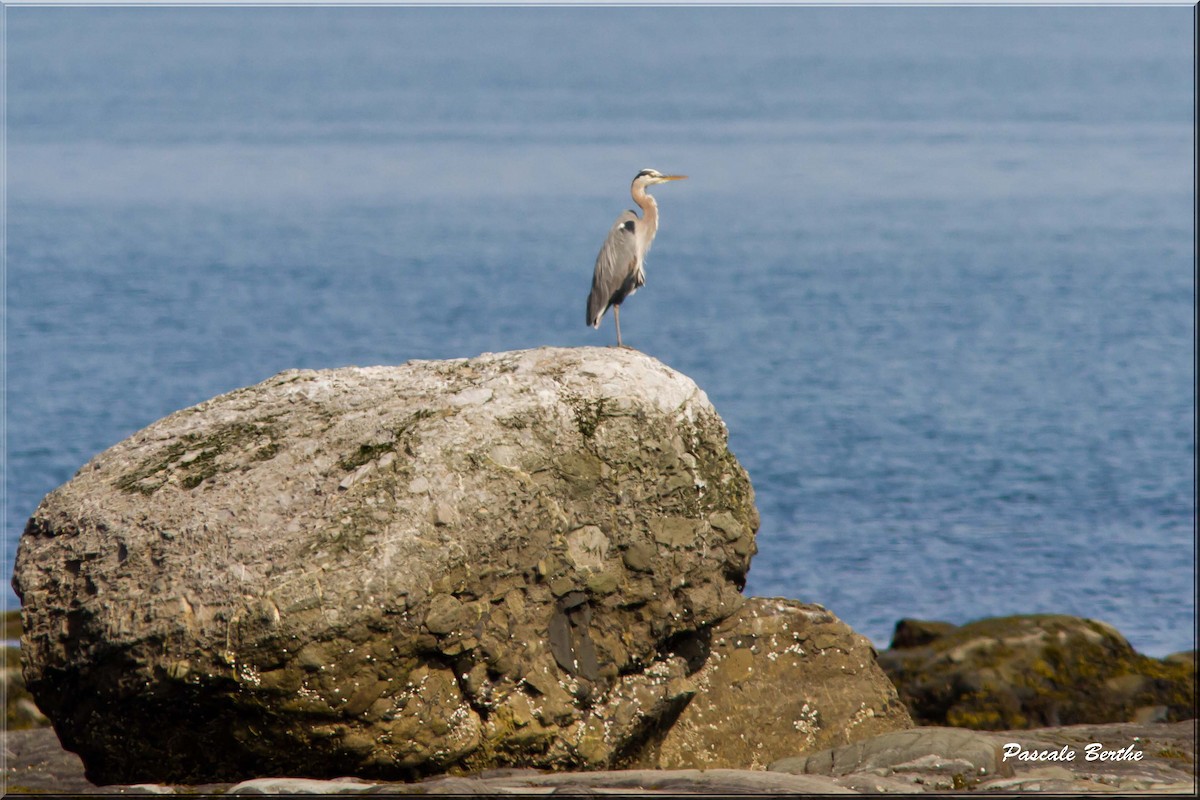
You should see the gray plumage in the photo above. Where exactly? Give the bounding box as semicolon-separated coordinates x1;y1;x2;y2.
586;168;687;347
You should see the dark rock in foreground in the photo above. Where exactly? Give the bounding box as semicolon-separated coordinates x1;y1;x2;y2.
13;348;760;784
770;720;1197;793
772;726;1010;790
4;720;1194;794
878;615;1196;730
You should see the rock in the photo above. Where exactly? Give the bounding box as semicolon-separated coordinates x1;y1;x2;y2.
228;777;379;794
973;765;1087;793
831;773;927;793
4;720;1195;794
12;347;759;784
3;609;20;640
640;597;912;769
889;618;958;650
3;640;50;731
2;728;94;794
1131;705;1169;725
413;768;857;794
1164;650;1196;668
770;727;1010;790
11;697;50;728
123;787;178;796
977;720;1198;793
876;615;1195;729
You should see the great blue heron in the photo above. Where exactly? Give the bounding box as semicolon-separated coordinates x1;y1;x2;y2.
586;168;687;347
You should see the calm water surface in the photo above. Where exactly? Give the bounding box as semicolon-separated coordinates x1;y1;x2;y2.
5;7;1194;654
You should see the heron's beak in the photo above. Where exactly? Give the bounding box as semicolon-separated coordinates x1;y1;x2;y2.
660;175;687;182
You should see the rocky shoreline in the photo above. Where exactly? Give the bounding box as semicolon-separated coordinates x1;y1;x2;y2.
4;349;1195;793
5;609;1195;794
3;718;1194;794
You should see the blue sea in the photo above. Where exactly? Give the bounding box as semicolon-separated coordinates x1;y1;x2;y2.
4;6;1194;655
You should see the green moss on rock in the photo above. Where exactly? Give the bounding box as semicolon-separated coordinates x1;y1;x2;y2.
115;420;281;494
878;614;1196;730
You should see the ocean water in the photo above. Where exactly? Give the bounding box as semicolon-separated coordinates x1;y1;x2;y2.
4;6;1194;655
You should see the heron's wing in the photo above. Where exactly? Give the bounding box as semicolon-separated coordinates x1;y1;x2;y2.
586;210;641;328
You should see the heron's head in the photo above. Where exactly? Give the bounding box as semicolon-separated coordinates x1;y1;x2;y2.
633;168;687;187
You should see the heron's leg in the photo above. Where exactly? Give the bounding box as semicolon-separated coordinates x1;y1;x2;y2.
614;305;623;348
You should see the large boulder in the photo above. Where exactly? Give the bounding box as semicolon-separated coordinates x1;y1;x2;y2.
641;598;912;769
877;615;1196;729
13;347;759;784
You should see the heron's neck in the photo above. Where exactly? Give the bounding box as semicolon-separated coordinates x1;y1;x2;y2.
632;183;660;243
